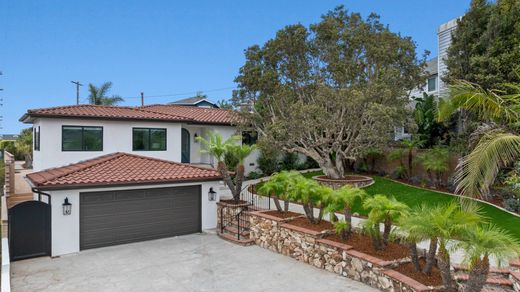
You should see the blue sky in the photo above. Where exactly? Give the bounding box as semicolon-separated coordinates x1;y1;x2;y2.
0;0;471;134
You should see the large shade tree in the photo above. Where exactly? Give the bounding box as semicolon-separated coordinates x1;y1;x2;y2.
232;6;426;179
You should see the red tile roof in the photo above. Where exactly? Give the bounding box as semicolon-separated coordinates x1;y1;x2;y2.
140;104;237;125
20;104;237;125
27;153;222;190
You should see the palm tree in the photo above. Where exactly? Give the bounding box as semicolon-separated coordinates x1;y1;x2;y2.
257;171;302;212
287;177;329;224
88;82;124;105
400;202;482;291
325;185;367;238
437;79;520;199
197;131;256;202
417;146;450;188
456;224;520;292
400;138;425;179
363;195;409;248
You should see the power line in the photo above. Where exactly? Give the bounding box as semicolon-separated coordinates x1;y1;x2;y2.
122;86;236;99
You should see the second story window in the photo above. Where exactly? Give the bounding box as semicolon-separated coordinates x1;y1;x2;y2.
427;76;437;92
34;126;40;151
133;128;167;151
62;126;103;151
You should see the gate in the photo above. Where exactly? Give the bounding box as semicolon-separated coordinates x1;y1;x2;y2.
8;200;51;261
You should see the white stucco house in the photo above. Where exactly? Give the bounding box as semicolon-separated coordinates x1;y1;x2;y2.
16;104;258;257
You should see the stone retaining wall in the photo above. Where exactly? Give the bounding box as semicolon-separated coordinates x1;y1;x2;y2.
249;211;437;292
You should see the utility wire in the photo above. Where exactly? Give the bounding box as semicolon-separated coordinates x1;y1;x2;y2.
122;86;236;99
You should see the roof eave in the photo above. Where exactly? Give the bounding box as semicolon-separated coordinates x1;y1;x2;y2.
31;176;223;191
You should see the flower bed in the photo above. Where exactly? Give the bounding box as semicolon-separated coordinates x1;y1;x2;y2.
249;210;438;292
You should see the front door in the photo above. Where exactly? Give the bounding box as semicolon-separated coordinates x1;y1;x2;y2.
181;128;190;163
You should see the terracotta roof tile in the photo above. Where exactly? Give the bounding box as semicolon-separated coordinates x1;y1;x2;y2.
140;104;237;125
21;104;237;125
27;153;222;189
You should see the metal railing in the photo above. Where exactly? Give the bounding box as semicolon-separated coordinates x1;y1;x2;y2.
240;183;271;211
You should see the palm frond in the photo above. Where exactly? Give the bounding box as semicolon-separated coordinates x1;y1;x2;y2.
455;132;520;198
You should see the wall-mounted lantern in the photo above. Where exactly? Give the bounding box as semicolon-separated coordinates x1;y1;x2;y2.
194;133;199;142
63;197;72;215
208;187;217;201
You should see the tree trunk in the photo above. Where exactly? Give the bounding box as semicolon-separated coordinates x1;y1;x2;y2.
316;206;323;223
383;218;392;246
438;243;455;292
408;242;421;272
423;237;438;274
234;164;245;202
284;200;290;212
217;161;237;200
302;203;314;223
371;225;384;251
344;207;352;234
273;196;283;212
466;255;489;292
321;158;341;179
408;149;413;179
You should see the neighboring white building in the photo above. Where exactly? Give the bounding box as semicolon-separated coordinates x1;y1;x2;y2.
15;104;259;257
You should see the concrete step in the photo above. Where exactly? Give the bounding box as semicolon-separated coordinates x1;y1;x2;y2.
223;226;250;237
217;232;255;246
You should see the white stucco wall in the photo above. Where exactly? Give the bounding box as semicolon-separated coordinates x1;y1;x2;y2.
43;180;222;257
32;118;183;171
31;118;257;173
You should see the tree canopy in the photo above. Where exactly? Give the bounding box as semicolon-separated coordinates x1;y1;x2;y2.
232;6;426;178
88;82;124;105
444;0;520;90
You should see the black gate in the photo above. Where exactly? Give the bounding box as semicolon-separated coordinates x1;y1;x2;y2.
9;200;51;261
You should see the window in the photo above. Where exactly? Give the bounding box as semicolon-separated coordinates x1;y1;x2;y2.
62;126;103;151
132;128;166;151
242;131;258;145
427;76;437;92
34;126;40;151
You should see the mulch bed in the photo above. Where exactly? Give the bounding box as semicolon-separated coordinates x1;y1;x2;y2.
263;210;302;219
286;217;334;232
325;232;409;261
393;260;443;287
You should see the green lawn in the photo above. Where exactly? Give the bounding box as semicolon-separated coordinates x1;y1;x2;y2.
300;171;520;239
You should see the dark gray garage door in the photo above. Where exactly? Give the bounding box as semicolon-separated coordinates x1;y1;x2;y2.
80;185;201;250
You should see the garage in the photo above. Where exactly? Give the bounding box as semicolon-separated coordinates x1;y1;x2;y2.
26;152;222;257
80;186;201;250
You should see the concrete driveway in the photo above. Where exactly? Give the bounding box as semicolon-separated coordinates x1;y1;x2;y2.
11;232;376;292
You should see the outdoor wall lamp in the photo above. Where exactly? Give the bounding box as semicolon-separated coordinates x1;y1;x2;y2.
194;133;199;141
62;197;72;215
208;187;217;201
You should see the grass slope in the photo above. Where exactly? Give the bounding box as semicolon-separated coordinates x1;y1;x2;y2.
301;171;520;239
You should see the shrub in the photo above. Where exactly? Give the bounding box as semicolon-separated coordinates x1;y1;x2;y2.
504;198;520;213
418;146;450;188
333;220;349;240
303;156;319;169
246;171;263;180
280;152;299;171
257;150;280;175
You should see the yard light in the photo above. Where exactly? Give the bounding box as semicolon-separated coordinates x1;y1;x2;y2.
208;187;217;201
62;197;72;215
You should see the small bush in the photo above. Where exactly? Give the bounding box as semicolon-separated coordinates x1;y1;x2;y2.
246;171;263;180
334;220;349;240
280;152;299;171
257;150;279;175
504;198;520;213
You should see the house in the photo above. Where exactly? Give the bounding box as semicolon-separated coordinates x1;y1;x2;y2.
16;104;258;257
169;95;219;108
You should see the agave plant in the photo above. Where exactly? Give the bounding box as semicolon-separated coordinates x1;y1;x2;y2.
455;224;520;292
362;195;409;249
257;171;303;212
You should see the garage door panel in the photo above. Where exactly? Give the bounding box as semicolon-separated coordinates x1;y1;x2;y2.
80;185;201;250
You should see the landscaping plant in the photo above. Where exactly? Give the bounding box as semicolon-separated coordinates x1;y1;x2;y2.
197;131;256;202
362;195;409;250
287;176;331;224
417;146;450;188
456;224;520;292
324;185;367;238
257;171;303;212
400;138;424;179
